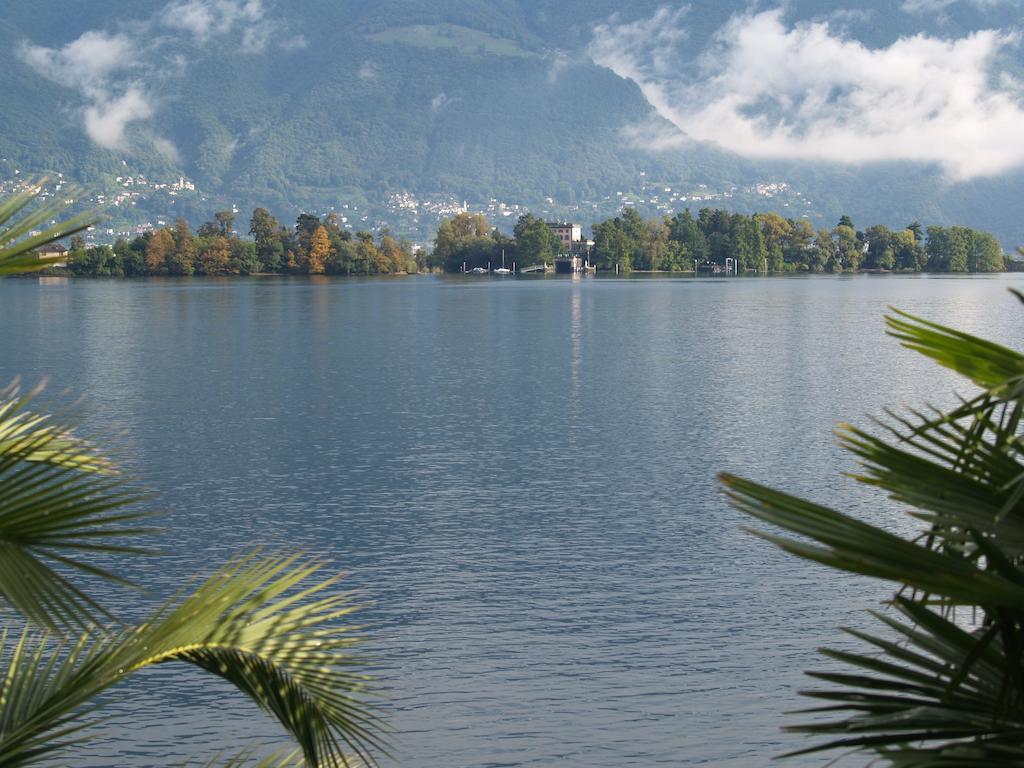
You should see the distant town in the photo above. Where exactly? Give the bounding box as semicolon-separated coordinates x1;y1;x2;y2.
0;160;816;250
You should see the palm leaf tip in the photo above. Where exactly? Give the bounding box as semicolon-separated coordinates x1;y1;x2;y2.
114;553;389;767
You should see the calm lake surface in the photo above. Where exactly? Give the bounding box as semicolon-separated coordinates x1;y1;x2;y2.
3;273;1023;767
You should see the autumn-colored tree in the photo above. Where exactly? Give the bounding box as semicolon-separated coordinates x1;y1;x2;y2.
450;212;490;238
145;228;175;274
197;236;232;275
379;234;404;273
169;218;195;276
305;225;329;274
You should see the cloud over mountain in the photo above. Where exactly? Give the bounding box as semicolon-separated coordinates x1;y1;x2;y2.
17;0;295;151
590;7;1024;180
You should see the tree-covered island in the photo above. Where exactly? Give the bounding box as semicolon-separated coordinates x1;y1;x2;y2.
64;208;424;277
56;205;1008;277
432;208;1008;274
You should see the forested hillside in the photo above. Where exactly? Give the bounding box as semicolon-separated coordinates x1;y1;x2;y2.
2;0;1023;248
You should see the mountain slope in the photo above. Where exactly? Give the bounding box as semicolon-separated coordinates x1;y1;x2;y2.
1;0;1022;247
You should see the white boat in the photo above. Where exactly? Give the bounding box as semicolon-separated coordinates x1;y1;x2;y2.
469;267;487;274
493;250;512;275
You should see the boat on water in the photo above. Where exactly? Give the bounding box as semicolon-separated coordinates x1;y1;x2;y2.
493;250;513;275
469;267;488;274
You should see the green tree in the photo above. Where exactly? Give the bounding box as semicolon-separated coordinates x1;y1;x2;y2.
592;218;632;272
722;295;1024;765
832;224;861;271
114;236;147;276
732;214;766;272
513;214;561;268
892;228;925;271
668;210;709;266
968;230;1005;273
785;219;815;268
230;239;260;274
757;213;790;271
249;208;284;272
215;209;236;236
811;228;834;272
927;226;970;272
863;224;894;270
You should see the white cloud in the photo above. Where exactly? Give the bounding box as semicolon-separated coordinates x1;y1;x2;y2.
19;31;138;91
590;8;690;134
19;32;152;150
590;7;1024;180
82;85;154;149
19;0;297;151
161;0;264;42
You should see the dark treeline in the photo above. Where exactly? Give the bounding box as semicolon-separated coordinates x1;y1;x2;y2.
435;207;1006;273
66;209;423;277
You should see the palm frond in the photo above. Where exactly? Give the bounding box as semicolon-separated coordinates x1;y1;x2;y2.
0;553;386;768
722;293;1024;764
0;180;97;276
886;308;1024;394
720;474;1024;605
0;383;152;631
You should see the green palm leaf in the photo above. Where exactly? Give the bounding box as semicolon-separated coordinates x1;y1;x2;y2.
0;553;386;768
0;180;96;275
0;384;152;631
721;294;1024;764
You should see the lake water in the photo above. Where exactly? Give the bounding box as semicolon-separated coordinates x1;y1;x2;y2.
2;273;1022;767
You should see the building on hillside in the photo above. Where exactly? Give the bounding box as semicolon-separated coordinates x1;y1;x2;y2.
36;243;68;268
